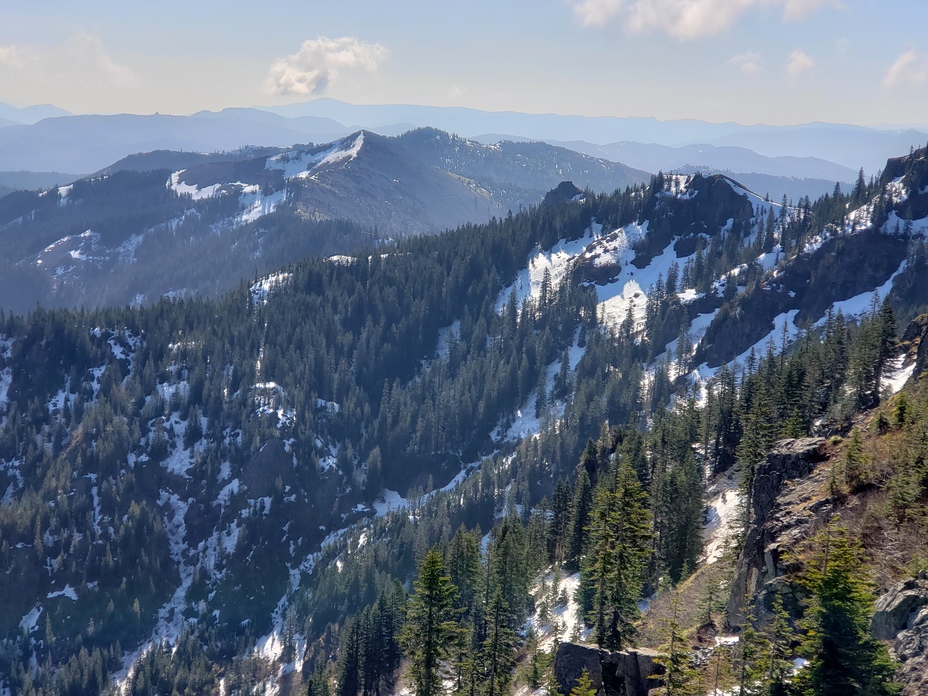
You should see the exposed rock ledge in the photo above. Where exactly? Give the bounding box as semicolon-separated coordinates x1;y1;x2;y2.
726;437;830;628
554;642;664;696
873;574;928;696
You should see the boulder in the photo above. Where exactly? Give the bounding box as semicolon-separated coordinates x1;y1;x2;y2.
894;605;928;696
871;574;928;641
554;642;664;696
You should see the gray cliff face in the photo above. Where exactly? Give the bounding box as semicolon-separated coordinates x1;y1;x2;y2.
726;437;830;628
873;574;928;696
554;642;663;696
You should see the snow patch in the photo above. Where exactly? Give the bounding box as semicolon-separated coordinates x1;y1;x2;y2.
496;225;601;313
251;272;292;305
266;132;365;180
169;171;222;201
526;570;589;650
733;309;800;368
373;489;407;518
19;604;42;634
815;259;907;327
702;477;742;565
883;355;916;395
238;185;286;225
47;585;78;601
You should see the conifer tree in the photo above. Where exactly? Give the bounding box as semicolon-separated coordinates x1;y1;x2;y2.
475;589;517;696
569;669;596;696
581;458;651;650
654;592;697;696
793;525;900;696
566;468;592;570
401;550;464;696
761;595;793;696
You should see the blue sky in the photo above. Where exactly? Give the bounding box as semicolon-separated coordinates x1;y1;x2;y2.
1;0;926;126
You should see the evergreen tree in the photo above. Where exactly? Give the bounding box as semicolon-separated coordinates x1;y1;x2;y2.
474;590;517;696
581;458;651;650
569;669;596;696
566;468;592;570
401;550;464;696
793;525;900;696
654;592;697;696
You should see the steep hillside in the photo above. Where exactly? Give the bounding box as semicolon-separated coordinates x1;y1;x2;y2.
1;147;927;694
396;128;649;210
0;129;648;314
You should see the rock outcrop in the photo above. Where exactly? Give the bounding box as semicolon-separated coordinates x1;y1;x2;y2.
873;574;928;696
554;642;663;696
541;181;583;208
872;574;928;641
726;437;830;628
895;606;928;696
901;313;928;380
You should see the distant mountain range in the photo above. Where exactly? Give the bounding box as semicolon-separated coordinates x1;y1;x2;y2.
0;102;71;125
553;141;857;182
0;128;648;314
0;99;924;186
263;99;927;173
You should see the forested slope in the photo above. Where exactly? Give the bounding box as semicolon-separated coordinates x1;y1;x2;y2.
1;147;928;694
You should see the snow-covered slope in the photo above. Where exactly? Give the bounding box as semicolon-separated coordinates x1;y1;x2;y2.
0;128;648;314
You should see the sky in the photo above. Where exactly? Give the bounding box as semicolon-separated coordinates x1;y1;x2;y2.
1;0;926;127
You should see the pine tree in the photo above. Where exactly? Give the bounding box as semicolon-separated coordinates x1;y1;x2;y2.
447;525;482;617
761;595;793;696
566;468;592;570
336;617;362;696
654;592;697;696
475;589;517;696
401;550;464;696
736;385;775;537
569;669;596;696
581;458;651;650
842;428;869;492
545;652;562;696
793;525;900;696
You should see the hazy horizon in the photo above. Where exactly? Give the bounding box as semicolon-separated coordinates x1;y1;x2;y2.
2;1;926;128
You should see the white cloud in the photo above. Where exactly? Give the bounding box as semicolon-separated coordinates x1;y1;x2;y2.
0;45;23;70
570;0;836;38
787;49;815;79
0;32;135;86
884;49;928;89
778;0;842;21
730;51;763;75
267;37;389;97
571;0;752;37
65;32;136;87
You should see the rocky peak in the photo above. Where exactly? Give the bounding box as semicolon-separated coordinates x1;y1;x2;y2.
541;180;584;208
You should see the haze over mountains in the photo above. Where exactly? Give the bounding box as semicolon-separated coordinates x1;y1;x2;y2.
0;128;648;314
0;99;925;196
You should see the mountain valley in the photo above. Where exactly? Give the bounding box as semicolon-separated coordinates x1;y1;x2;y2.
0;133;927;694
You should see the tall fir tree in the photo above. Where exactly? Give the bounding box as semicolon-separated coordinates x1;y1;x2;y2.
793;526;900;696
581;457;651;650
401;550;464;696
